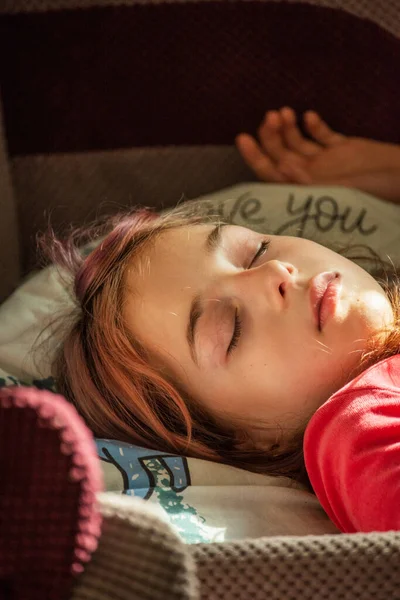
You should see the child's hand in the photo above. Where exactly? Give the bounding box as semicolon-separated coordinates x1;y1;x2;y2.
235;107;400;202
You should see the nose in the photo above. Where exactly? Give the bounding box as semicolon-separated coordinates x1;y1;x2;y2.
227;260;296;309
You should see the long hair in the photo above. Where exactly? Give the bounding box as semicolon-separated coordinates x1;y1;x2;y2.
38;202;400;490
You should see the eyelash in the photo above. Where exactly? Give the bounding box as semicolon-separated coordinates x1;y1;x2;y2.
227;309;242;354
248;238;271;269
227;238;270;355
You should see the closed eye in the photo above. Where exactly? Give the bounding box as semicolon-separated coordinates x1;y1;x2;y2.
227;309;241;354
227;238;271;356
248;239;270;269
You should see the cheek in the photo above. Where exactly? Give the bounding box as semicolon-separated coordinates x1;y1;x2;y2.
240;331;349;409
356;289;393;332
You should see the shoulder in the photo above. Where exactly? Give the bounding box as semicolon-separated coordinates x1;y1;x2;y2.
337;354;400;394
304;354;400;533
307;354;400;429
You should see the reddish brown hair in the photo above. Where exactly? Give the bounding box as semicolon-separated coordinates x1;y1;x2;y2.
40;203;400;489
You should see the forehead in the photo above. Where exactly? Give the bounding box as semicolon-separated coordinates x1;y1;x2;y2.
127;224;211;295
122;224;213;361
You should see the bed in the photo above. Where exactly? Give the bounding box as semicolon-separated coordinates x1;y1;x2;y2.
1;0;400;598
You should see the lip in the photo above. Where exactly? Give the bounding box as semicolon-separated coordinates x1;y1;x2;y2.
310;272;342;331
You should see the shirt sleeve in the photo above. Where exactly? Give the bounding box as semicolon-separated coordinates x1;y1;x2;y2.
303;354;400;533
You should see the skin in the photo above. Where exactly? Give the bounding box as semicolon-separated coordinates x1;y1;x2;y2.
123;224;393;449
236;107;400;203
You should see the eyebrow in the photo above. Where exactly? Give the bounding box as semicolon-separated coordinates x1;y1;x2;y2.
186;223;227;366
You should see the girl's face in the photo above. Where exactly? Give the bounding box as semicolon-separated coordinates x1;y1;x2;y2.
124;225;393;447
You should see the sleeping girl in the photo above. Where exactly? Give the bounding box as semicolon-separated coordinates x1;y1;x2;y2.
44;107;400;534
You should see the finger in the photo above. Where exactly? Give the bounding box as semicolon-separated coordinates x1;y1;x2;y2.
278;159;313;185
257;110;287;162
235;133;289;182
280;107;321;156
304;111;346;147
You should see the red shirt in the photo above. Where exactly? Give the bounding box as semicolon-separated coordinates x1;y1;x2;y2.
304;354;400;533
